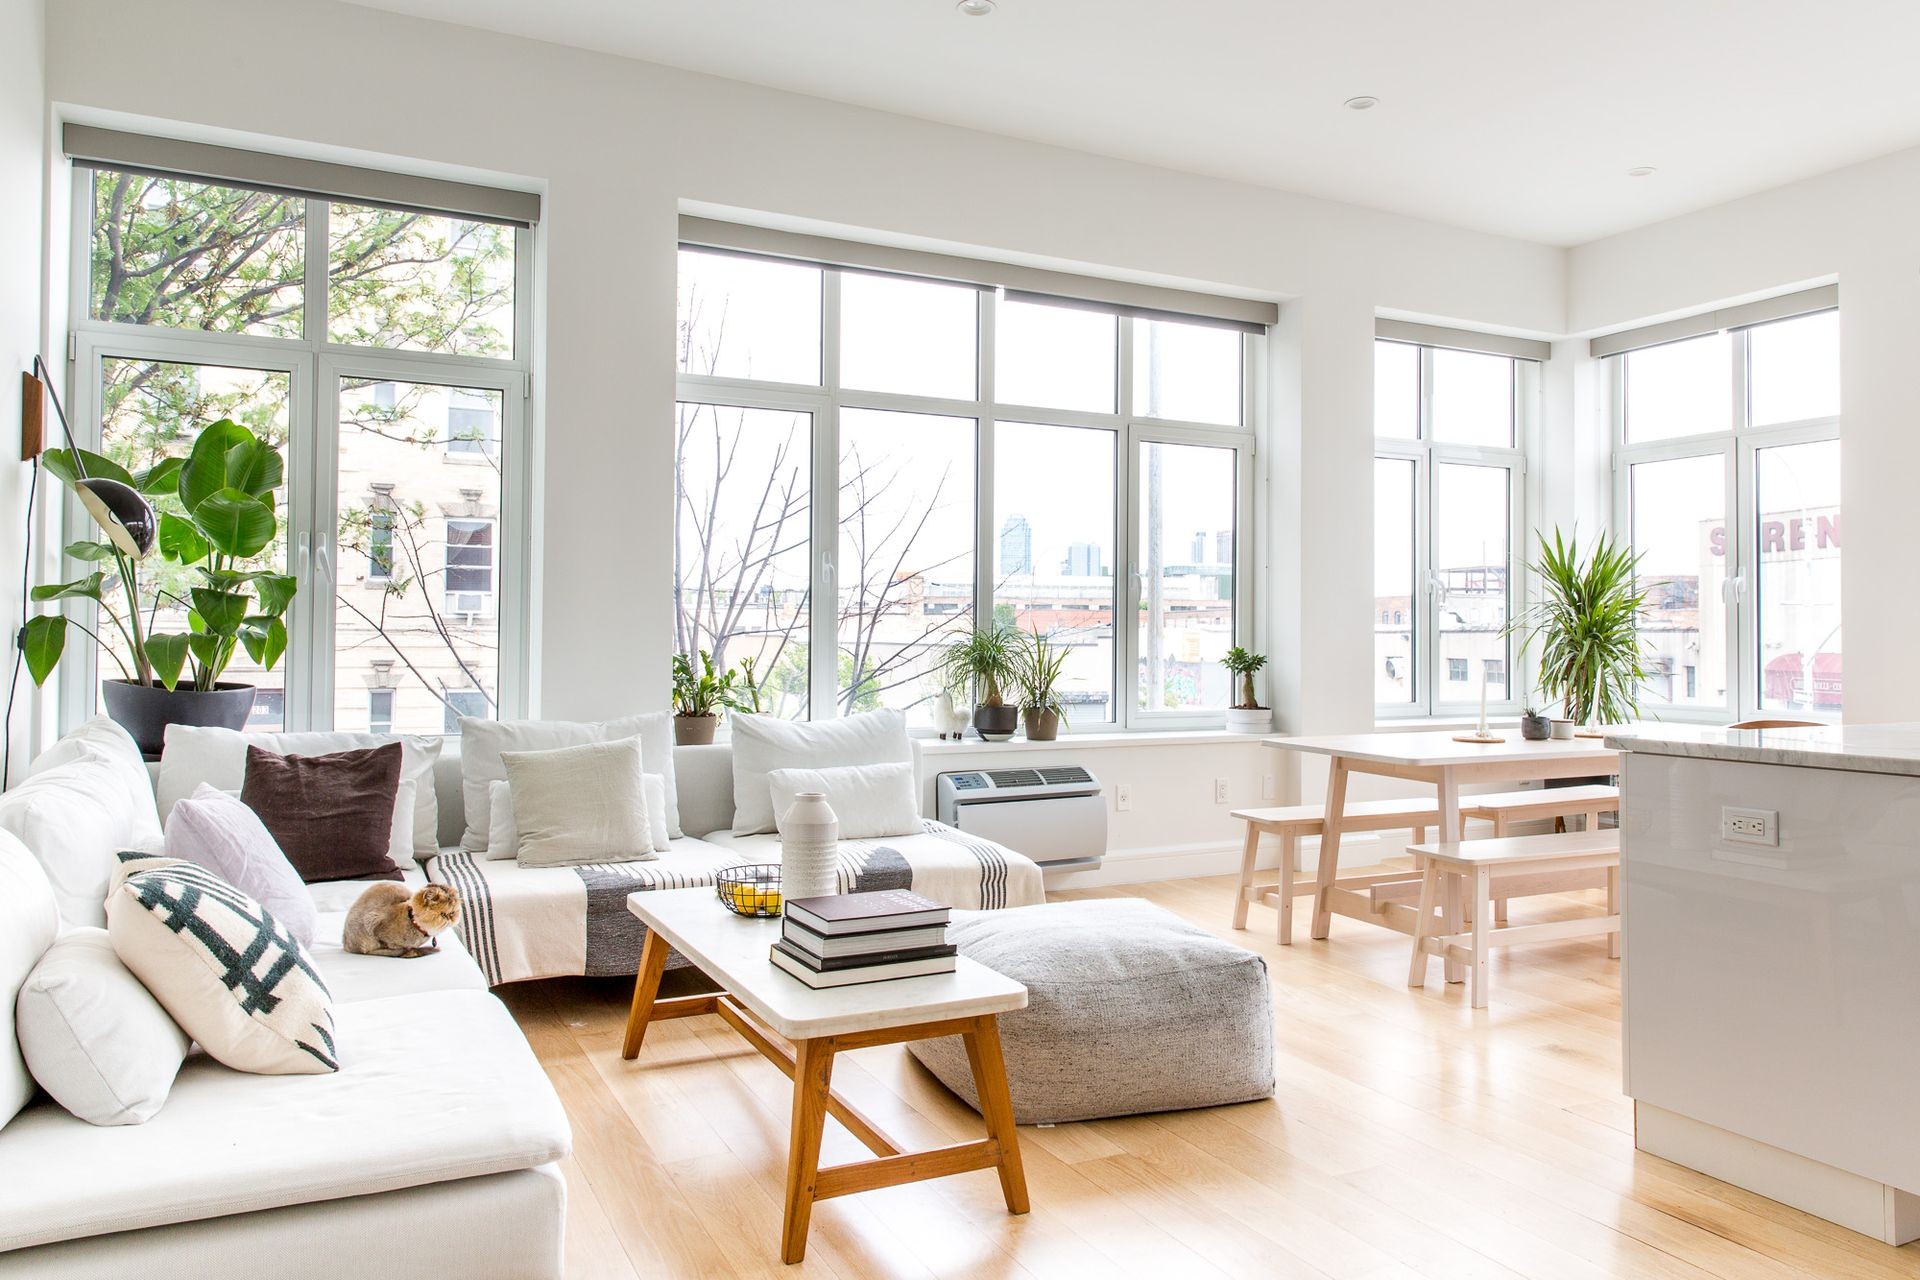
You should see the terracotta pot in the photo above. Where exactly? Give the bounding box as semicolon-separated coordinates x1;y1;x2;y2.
673;714;718;745
972;704;1019;742
101;679;256;760
1022;708;1061;741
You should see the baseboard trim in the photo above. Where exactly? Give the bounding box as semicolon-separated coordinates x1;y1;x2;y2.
1635;1101;1920;1245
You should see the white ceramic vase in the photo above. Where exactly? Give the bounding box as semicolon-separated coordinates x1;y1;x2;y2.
780;792;840;903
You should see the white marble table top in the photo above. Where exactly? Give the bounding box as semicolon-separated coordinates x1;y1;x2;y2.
627;887;1027;1041
1605;721;1920;777
1265;729;1618;769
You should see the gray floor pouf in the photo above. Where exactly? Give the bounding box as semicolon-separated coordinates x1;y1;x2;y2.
906;898;1275;1124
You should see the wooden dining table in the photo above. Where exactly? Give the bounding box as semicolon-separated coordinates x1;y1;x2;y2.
1264;731;1619;982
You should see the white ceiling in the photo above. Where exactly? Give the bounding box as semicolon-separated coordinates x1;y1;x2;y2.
347;0;1920;246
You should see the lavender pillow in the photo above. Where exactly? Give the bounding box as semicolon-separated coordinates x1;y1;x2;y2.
163;783;316;947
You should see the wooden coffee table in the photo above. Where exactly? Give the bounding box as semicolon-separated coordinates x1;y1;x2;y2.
621;888;1031;1264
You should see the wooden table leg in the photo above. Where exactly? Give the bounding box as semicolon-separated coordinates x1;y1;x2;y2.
620;928;671;1060
1278;831;1297;946
781;1036;835;1264
1408;861;1440;988
963;1015;1030;1215
1232;822;1259;930
1437;771;1465;984
1470;865;1492;1009
1311;759;1351;940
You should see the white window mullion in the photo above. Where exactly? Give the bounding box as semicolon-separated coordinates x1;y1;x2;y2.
975;291;996;646
810;270;842;720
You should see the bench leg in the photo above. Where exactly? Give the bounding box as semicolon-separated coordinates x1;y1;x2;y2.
1232;823;1260;930
1278;831;1296;945
1437;775;1465;983
1408;861;1440;988
1470;866;1492;1009
1442;867;1465;985
1311;762;1350;941
1606;863;1621;959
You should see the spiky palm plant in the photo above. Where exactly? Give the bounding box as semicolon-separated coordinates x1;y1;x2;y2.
1504;529;1648;725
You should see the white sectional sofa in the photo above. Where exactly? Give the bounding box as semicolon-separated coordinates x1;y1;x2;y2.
0;721;571;1279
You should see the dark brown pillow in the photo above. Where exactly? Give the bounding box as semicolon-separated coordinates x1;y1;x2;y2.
240;743;405;884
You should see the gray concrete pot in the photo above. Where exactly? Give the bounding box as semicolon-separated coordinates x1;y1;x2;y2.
101;679;256;760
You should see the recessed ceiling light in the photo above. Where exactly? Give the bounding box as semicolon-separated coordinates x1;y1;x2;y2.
1627;166;1657;178
1344;95;1380;111
956;0;995;14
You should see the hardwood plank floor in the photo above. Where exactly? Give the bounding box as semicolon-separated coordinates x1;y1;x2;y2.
499;874;1920;1279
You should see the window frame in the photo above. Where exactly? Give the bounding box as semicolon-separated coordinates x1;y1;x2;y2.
1609;311;1841;724
1373;340;1530;721
61;168;534;737
675;250;1258;732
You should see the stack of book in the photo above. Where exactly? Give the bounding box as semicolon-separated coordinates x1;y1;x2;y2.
769;889;956;988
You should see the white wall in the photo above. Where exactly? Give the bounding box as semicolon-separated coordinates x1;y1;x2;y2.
0;0;47;787
1569;145;1920;724
41;0;1565;754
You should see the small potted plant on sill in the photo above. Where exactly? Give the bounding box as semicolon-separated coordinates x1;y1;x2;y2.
1014;630;1069;742
21;420;297;757
1519;704;1551;741
941;624;1021;741
1222;645;1272;734
671;649;752;745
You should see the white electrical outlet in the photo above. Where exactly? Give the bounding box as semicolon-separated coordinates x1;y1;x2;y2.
1262;774;1276;801
1214;777;1230;804
1115;784;1133;812
1721;806;1778;847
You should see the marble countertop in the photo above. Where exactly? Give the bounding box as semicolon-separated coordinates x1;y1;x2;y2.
1604;722;1920;777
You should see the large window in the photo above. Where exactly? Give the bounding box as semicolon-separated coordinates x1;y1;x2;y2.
675;246;1254;729
1373;339;1529;716
68;163;531;737
1611;306;1841;720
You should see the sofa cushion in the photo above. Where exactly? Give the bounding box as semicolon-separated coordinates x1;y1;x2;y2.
0;989;571;1252
458;712;678;851
729;709;910;836
1;727;165;928
241;743;405;883
307;908;489;1004
769;761;920;839
107;857;338;1075
0;830;62;1133
503;737;655;868
155;726;442;868
16;928;190;1126
166;783;317;947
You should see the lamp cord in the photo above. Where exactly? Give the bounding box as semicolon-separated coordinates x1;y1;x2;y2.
4;456;41;788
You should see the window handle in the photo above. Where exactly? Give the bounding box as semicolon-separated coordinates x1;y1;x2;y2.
314;543;333;587
297;532;310;581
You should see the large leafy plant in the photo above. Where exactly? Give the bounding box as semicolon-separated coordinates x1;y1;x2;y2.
24;419;297;693
1503;528;1647;725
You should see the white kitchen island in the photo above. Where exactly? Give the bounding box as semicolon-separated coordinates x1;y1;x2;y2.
1608;722;1920;1244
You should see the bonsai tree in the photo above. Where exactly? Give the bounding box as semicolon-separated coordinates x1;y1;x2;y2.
23;419;296;693
940;624;1021;708
1504;528;1648;725
1222;646;1269;709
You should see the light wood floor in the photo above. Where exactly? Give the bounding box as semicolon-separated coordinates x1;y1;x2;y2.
501;874;1920;1279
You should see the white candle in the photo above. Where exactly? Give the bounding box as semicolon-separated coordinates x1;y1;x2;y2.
1478;666;1489;734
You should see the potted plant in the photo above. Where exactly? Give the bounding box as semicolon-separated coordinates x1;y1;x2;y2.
1014;631;1069;742
671;649;745;744
1519;705;1551;740
941;625;1021;741
1504;528;1648;727
21;420;297;756
1222;646;1272;734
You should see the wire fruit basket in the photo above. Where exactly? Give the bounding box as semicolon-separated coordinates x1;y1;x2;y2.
715;864;783;917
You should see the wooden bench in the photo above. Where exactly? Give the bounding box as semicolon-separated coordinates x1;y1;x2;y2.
1405;829;1621;1009
1231;799;1461;944
1461;783;1620;924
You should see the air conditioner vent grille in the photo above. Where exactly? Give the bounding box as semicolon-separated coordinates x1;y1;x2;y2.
1039;766;1092;785
986;768;1044;788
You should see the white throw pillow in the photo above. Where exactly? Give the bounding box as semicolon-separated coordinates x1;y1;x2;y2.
486;772;668;858
769;762;921;840
1;830;62;1133
16;928;190;1126
0;746;165;930
730;710;911;836
166;783;317;948
29;716;156;825
107;855;338;1075
155;725;441;866
502;738;655;868
458;712;677;850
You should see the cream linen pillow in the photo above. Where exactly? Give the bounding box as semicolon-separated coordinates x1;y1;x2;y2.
487;770;670;859
769;761;921;840
458;712;678;851
502;738;656;868
729;710;911;836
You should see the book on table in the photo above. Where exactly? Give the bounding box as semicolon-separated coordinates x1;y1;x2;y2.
782;918;950;961
769;940;956;988
782;889;950;936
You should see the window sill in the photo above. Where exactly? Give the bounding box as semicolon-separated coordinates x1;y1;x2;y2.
917;729;1268;754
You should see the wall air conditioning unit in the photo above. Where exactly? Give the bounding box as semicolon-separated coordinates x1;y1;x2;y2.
446;592;490;622
935;766;1105;872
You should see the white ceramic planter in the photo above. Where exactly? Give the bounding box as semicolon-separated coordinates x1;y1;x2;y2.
780;792;840;902
1226;707;1273;735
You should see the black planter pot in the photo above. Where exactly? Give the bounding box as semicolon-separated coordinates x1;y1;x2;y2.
101;679;256;759
973;704;1019;742
1519;713;1551;741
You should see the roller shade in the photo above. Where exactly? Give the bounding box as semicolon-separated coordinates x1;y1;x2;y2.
1589;285;1838;359
1375;318;1550;363
64;124;540;227
679;216;1276;332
